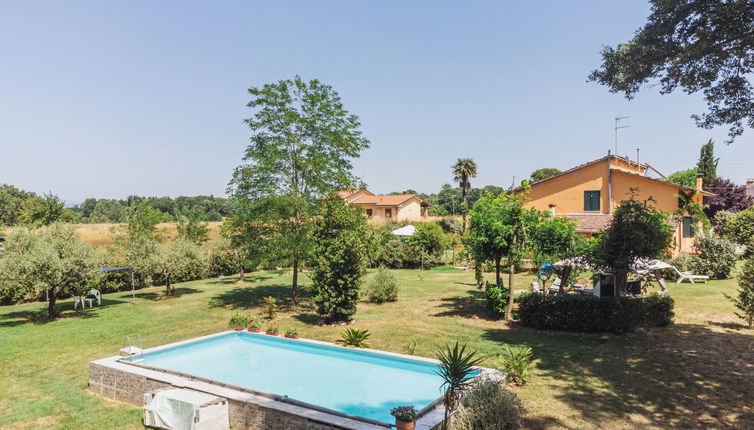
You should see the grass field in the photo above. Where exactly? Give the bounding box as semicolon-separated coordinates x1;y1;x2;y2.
0;268;752;429
72;222;224;246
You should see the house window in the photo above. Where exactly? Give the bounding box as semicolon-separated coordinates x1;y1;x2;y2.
683;216;695;238
366;209;373;218
385;208;392;218
584;191;600;212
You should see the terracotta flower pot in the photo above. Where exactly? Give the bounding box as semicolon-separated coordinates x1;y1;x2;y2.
285;333;299;339
395;420;415;430
247;327;261;333
233;324;245;331
266;331;279;336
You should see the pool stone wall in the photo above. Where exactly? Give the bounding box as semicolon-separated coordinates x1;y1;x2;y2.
88;361;394;430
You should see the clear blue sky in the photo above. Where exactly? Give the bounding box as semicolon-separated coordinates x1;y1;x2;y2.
1;1;752;203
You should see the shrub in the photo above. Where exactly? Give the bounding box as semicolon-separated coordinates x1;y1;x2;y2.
484;281;510;320
336;327;370;348
721;206;754;255
496;345;534;385
730;257;754;329
452;380;523;430
694;233;738;279
264;296;277;320
438;217;464;234
364;266;399;303
374;239;406;269
516;293;674;333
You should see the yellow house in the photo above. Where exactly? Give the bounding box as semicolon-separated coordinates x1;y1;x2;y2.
338;189;429;222
522;153;712;255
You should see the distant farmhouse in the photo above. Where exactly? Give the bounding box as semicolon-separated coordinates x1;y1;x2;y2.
521;153;713;255
747;178;754;199
338;189;429;222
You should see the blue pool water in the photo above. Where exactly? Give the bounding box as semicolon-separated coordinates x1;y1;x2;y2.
132;332;445;423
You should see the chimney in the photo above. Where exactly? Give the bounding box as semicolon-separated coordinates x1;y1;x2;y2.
696;172;703;191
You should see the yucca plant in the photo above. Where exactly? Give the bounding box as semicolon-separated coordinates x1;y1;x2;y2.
336;327;371;348
497;344;534;385
264;296;277;320
435;342;483;429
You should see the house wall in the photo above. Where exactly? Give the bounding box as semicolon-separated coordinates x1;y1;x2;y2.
358;205;394;222
526;161;608;214
525;157;701;256
397;200;423;221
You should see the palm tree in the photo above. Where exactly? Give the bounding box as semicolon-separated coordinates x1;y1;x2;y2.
452;158;478;228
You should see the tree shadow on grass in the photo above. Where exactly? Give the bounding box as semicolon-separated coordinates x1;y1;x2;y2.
482;324;754;429
206;272;277;285
120;287;202;301
209;284;306;311
0;306;102;327
432;288;494;320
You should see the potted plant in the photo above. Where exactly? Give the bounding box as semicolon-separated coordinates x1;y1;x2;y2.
284;328;299;339
265;325;279;336
390;406;417;430
247;320;263;333
229;315;247;331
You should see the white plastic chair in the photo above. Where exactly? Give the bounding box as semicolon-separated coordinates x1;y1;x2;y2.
87;289;101;305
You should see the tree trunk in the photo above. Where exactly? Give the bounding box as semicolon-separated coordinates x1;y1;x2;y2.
495;256;502;287
238;264;245;283
653;269;668;295
291;256;299;304
615;272;628;297
559;266;573;295
47;287;59;318
165;272;172;295
505;261;515;322
462;187;468;230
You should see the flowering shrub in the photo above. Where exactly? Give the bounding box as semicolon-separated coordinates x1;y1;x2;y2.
390;405;417;422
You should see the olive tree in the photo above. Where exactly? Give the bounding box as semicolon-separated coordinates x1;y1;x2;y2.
153;240;208;295
0;224;101;318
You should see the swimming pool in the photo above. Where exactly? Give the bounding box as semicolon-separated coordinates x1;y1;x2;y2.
121;331;447;425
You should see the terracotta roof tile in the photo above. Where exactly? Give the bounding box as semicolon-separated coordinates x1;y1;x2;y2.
562;214;613;233
351;194;417;206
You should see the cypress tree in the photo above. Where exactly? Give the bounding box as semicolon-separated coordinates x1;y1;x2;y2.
696;139;719;185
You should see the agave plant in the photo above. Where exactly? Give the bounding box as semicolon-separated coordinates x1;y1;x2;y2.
336;327;371;348
435;342;483;429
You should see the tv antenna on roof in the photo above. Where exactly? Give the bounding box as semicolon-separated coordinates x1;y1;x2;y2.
614;115;630;154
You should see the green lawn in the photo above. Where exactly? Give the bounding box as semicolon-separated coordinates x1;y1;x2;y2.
1;268;752;429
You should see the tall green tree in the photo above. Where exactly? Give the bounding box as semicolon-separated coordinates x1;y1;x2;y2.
594;197;674;296
19;193;74;227
0;184;35;226
696;139;718;184
589;0;754;141
0;224;101;318
529;214;580;294
667;168;698;188
530;168;561;182
452;158;478;228
467;192;541;321
228;76;369;303
176;208;209;243
730;257;754;329
310;193;371;323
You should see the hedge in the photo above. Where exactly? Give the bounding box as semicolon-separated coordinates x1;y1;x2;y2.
517;293;674;333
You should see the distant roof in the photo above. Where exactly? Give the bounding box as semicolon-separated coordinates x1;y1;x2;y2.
101;266;133;273
350;193;428;207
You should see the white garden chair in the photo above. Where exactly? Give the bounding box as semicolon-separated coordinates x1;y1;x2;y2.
87;289;101;306
672;267;709;284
